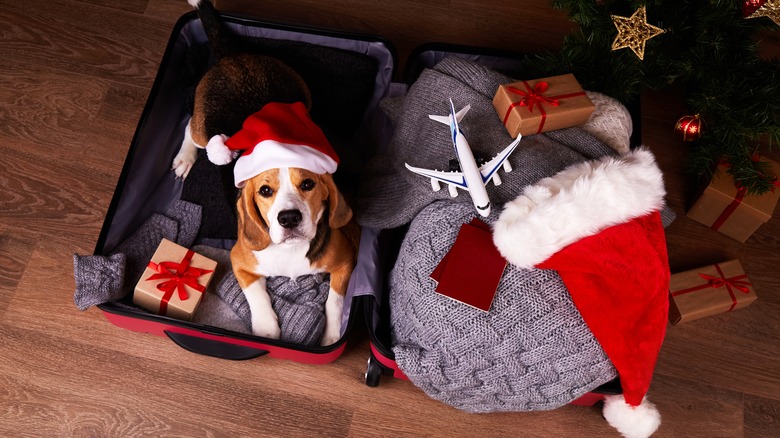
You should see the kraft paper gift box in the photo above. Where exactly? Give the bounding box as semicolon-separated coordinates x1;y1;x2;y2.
687;159;780;242
668;259;757;325
493;73;595;138
133;238;216;321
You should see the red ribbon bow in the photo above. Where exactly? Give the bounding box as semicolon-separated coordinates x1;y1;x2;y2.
507;81;561;113
146;249;213;315
502;80;586;134
672;263;752;311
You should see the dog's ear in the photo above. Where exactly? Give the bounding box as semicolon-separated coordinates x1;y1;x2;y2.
322;173;353;229
236;178;271;248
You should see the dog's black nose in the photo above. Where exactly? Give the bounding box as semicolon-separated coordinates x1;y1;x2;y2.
277;209;302;229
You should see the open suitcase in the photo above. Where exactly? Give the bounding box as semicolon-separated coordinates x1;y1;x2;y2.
94;7;632;408
361;43;642;406
93;10;396;363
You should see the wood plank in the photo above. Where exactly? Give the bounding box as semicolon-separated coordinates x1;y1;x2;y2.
144;0;194;23
0;226;37;318
76;0;149;14
0;61;145;164
745;394;780;438
648;374;744;437
0;0;174;88
0;325;352;437
0;143;118;242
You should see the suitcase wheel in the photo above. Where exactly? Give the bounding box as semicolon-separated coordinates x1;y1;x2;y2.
365;356;383;387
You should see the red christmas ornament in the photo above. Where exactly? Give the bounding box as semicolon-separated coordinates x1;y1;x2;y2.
674;114;704;142
744;0;767;17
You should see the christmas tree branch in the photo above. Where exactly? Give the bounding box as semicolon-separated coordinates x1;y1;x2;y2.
524;0;780;194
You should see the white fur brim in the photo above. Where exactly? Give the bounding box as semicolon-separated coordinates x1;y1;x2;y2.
492;148;665;268
232;140;338;188
603;394;661;438
206;134;237;165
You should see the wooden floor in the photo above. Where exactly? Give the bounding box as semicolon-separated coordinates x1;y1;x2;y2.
2;0;779;436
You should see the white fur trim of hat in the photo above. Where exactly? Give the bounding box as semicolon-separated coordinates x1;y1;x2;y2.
205;101;339;187
492;147;666;269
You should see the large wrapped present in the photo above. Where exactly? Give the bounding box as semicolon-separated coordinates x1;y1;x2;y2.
668;259;757;325
493;73;595;138
133;238;216;321
687;158;780;242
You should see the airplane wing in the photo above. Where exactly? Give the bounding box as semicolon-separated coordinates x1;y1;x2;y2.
479;136;522;185
404;163;469;190
453;104;471;123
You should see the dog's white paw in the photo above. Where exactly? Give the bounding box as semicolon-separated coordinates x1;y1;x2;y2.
321;289;344;346
251;309;281;339
171;146;198;179
320;318;341;346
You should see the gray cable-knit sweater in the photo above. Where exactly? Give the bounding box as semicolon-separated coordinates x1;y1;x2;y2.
390;201;618;413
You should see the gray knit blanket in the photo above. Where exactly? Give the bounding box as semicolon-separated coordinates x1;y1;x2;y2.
355;57;618;229
390;201;618;412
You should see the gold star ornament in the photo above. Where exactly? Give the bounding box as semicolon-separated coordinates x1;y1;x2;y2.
747;0;780;27
611;6;666;60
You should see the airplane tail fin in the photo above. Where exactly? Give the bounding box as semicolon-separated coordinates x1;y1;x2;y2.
427;102;471;126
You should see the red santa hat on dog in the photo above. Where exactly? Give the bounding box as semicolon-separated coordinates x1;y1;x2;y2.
493;148;669;438
206;101;339;187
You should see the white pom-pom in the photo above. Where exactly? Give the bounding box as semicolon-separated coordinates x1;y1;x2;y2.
206;134;237;165
603;395;661;438
187;0;202;8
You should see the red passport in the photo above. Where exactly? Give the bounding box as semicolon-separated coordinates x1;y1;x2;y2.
431;219;507;312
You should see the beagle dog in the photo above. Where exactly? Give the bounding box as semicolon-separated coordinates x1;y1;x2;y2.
172;0;359;346
232;168;359;345
172;0;311;179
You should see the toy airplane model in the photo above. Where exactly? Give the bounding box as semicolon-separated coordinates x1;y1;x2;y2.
405;99;521;217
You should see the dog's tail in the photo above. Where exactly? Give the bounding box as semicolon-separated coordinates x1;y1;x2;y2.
188;0;232;59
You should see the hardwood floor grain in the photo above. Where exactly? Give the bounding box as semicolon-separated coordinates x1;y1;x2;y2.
0;144;118;241
649;374;745;438
1;0;779;437
745;394;780;438
0;228;37;317
1;0;173;88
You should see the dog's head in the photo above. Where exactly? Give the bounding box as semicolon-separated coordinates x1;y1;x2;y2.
236;167;352;247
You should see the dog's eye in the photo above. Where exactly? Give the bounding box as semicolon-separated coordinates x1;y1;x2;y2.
300;179;316;192
259;185;274;197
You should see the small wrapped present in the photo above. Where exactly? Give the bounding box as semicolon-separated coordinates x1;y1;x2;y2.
493;73;595;138
133;239;216;321
687;158;780;242
668;259;757;325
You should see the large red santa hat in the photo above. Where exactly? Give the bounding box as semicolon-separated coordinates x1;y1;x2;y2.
205;101;339;187
493;148;669;438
